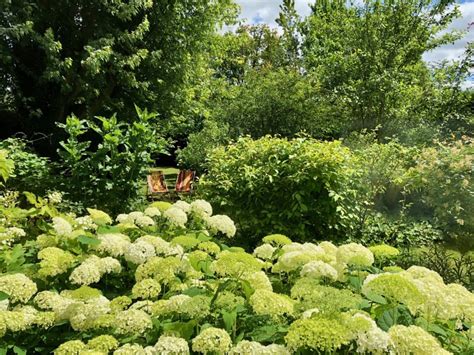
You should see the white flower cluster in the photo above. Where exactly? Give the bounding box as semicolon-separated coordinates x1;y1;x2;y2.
190;199;213;217
124;240;156;264
47;191;63;204
206;214;236;238
300;260;338;281
0;273;37;303
0;226;26;248
93;233;131;257
163;207;188;227
154;335;190;354
52;217;73;236
74;216;97;231
70;256;121;285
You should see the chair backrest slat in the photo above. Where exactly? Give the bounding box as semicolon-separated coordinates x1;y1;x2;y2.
147;171;168;194
175;170;195;193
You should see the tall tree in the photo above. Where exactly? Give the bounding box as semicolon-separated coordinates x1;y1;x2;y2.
302;0;462;135
0;0;237;151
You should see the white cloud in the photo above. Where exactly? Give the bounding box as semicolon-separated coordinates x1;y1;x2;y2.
423;2;474;63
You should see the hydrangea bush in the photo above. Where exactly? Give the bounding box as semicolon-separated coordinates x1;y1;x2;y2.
0;191;472;354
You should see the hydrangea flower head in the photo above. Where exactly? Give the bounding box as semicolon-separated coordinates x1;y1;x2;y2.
124;240;156;265
52;217;73;236
250;289;294;317
207;215;236;238
336;243;374;267
154;335;190;354
173;200;191;213
190;199;213;217
285;317;353;352
389;325;450;354
300;260;338;281
37;247;76;278
192;327;232;354
164;207;188;227
262;234;292;246
253;244;277;260
87;208;112;225
362;273;424;314
369;244;400;260
0;273;37;303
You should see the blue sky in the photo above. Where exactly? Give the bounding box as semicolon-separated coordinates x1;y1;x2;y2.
234;0;474;65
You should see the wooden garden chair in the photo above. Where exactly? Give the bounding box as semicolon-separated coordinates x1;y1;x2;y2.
147;171;169;196
175;170;195;194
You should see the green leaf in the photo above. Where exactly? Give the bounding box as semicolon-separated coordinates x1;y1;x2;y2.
0;291;9;301
364;291;387;305
77;235;101;246
222;310;237;333
13;347;26;355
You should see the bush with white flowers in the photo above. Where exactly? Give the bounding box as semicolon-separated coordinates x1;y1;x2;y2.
0;191;472;354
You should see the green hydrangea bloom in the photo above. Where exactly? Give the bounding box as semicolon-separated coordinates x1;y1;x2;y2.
212;251;263;277
369;244;400;259
389;325;451;355
171;235;200;250
150;201;173;212
285;317;354;352
54;340;87;355
60;286;102;300
250;289;294;317
0;273;37;303
291;279;362;315
37;247;76;278
87;335;119;352
192;327;232;354
362;273;425;313
262;234;292;246
135;256;183;284
132;278;162;299
197;241;221;255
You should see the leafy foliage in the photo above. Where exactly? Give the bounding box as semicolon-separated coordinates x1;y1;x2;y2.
56;107;167;213
0;138;52;194
198;136;359;246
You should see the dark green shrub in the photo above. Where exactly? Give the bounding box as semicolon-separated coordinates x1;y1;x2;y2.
198;136;359;246
177;120;230;174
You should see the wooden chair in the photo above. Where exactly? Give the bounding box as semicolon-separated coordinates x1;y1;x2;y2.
175;170;195;194
147;171;169;196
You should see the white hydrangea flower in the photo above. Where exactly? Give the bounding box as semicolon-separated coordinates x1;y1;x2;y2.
135;215;155;228
75;216;97;230
356;326;392;354
229;340;265;354
94;233;131;257
69;257;103;285
144;207;161;217
263;344;291;354
336;243;374;267
173;200;191;213
154;335;190;354
300;260;338;281
52;217;73;236
207;214;236;238
163;207;188;227
47;191;63;204
253;244;277;260
190;199;213;217
128;211;145;220
0;273;37;303
7;227;26;238
116;214;134;224
124;241;156;265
